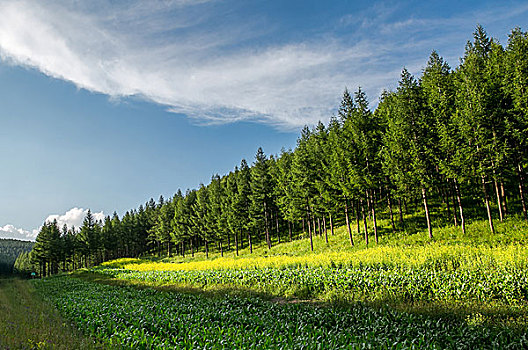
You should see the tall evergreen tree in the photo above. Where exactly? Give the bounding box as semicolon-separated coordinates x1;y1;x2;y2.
383;69;436;239
250;148;273;249
504;27;528;219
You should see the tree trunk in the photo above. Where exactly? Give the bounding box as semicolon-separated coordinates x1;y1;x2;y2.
369;190;378;244
307;207;314;252
288;221;292;242
329;213;334;236
361;199;368;246
182;241;185;258
450;180;459;227
387;192;396;232
323;216;328;244
454;178;466;234
366;192;372;220
205;240;209;259
355;200;360;234
518;163;527;220
307;213;312;237
191;238;194;257
235;231;239;256
276;214;281;244
500;182;507;217
481;175;495;233
494;178;504;222
220;241;223;257
422;186;433;239
248;232;253;254
264;202;271;249
345;199;353;246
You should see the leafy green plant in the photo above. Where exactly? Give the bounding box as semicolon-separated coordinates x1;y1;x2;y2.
34;276;527;349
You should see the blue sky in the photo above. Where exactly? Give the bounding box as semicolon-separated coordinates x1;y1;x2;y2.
0;0;527;240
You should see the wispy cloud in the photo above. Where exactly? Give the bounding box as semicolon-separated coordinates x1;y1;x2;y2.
0;1;526;129
0;0;400;129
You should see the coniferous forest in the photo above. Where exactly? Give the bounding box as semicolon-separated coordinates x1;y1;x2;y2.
15;25;528;277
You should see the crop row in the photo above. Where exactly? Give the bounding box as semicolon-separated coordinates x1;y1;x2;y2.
99;243;528;273
96;264;528;304
34;276;526;349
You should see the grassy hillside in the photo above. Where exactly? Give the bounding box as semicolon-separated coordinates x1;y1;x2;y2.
101;216;528;268
91;217;528;327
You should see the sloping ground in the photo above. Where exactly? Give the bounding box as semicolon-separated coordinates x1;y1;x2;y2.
92;218;528;329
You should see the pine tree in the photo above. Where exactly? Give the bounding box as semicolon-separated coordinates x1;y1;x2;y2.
192;184;212;258
383;69;436;239
504;27;528;219
421;51;467;232
343;88;382;244
250;148;273;249
237;159;253;252
454;25;509;232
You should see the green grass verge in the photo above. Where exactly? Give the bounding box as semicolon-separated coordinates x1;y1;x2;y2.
0;276;104;349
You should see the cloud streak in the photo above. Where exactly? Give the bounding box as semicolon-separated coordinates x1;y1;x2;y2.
0;1;526;129
0;0;403;129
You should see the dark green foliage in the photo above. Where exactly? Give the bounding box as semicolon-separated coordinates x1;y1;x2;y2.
0;239;34;274
98;264;528;306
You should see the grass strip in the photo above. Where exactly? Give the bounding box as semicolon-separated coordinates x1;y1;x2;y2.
0;276;104;349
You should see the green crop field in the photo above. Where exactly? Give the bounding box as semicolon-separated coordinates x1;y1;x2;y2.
33;275;527;349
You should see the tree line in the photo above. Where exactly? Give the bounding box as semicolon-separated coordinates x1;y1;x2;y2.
16;25;528;277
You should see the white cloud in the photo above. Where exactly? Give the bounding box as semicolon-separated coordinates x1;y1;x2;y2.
0;224;38;241
0;207;105;241
44;207;105;231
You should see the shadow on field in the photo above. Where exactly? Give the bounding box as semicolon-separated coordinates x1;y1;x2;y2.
71;270;528;332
